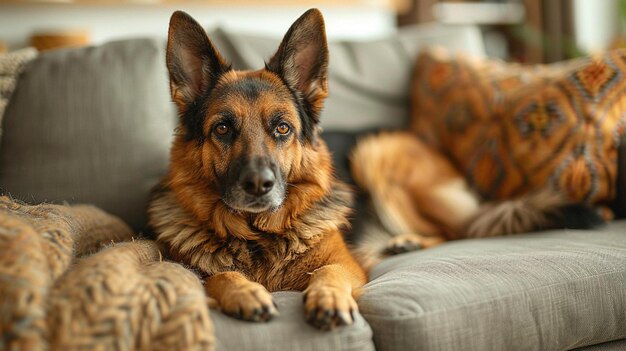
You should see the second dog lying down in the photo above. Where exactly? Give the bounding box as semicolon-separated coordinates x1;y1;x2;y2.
350;131;604;269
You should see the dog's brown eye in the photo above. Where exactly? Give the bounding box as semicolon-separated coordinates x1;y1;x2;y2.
276;123;290;135
215;123;229;135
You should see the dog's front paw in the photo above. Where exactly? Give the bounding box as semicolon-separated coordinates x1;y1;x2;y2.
303;286;358;330
220;282;278;322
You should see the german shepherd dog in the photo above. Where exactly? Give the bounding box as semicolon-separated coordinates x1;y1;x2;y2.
148;9;366;330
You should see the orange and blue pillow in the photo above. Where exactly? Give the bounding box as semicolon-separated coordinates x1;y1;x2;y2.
411;48;626;217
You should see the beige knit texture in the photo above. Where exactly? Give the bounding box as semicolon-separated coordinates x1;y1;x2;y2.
0;48;37;141
0;196;215;351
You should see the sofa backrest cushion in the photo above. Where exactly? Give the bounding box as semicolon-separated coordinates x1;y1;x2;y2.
0;39;175;231
0;25;485;230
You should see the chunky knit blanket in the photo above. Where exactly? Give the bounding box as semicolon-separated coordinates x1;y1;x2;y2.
0;196;214;351
0;48;37;140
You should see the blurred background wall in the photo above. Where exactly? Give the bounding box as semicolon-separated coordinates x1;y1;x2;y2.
397;0;624;63
0;0;625;63
0;3;399;51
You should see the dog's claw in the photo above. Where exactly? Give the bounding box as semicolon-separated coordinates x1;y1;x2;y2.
336;310;353;326
383;234;424;256
306;308;316;322
384;233;446;256
384;241;422;255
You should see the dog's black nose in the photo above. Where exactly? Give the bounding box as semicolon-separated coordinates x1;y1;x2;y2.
241;166;275;196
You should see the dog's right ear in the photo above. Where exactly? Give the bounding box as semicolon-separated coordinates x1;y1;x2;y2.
166;11;230;110
266;9;328;127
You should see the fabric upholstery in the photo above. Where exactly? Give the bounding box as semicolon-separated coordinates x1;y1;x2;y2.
359;221;626;351
574;339;626;350
211;291;374;351
0;39;176;231
411;49;626;212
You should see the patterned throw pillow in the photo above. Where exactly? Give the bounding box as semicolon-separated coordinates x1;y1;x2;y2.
410;48;626;211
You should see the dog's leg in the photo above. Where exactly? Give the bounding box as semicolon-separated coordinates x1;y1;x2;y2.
380;176;479;253
384;233;446;255
411;177;481;240
205;271;278;322
302;232;366;330
303;264;363;330
351;132;478;260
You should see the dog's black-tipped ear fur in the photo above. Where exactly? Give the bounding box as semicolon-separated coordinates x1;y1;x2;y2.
166;11;230;110
267;9;329;126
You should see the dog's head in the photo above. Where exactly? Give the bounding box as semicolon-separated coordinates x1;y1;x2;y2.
166;9;329;214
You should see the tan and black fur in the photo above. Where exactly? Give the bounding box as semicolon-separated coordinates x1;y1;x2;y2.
148;9;366;330
350;132;604;269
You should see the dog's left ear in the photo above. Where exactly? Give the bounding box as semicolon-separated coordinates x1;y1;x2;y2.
267;9;329;125
167;11;230;110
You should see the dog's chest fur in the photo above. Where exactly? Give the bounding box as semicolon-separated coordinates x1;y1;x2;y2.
148;182;352;291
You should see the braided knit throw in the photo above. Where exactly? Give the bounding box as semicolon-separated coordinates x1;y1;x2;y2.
0;197;215;351
0;48;37;140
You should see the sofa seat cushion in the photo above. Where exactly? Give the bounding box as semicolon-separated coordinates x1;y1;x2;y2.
210;291;374;351
359;221;626;351
574;339;626;350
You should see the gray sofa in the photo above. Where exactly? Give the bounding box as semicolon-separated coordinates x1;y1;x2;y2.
1;23;625;351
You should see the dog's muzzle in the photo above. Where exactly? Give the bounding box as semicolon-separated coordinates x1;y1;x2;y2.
222;156;285;213
239;161;275;197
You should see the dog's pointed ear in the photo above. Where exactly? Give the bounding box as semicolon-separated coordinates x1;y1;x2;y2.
267;9;329;124
166;11;230;109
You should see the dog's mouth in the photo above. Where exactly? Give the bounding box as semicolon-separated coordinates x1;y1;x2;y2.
226;198;275;214
222;185;286;214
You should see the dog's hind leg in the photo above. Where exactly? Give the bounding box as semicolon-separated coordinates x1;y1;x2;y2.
370;184;447;254
350;132;479;267
411;177;480;239
379;177;480;256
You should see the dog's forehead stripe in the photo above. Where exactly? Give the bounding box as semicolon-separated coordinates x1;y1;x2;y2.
219;77;273;100
216;72;291;102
